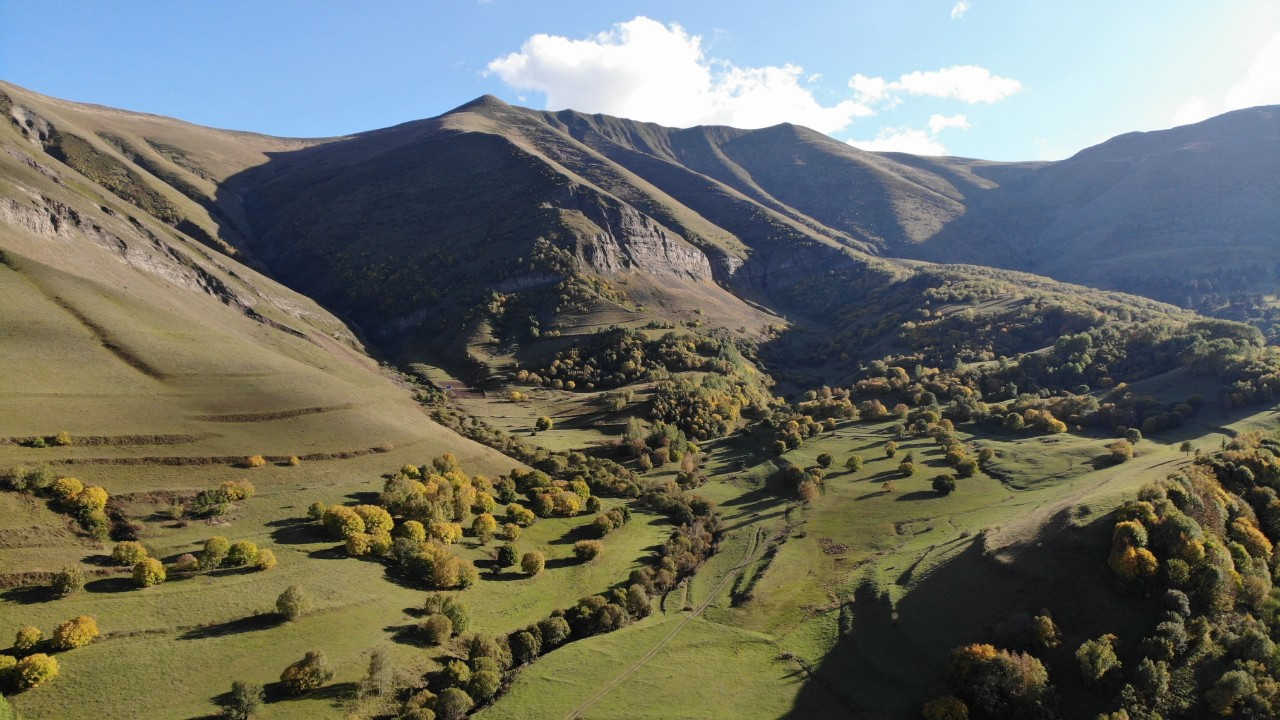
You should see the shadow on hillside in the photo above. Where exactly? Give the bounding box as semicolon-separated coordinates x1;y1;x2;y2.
307;545;347;560
894;491;939;502
854;490;888;501
345;491;380;504
548;525;592;545
181;612;283;640
1;585;54;604
85;576;135;593
257;680;358;705
545;556;579;570
386;622;433;648
782;512;1156;720
268;518;321;545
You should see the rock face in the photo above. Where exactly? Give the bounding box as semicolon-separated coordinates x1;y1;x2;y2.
560;189;713;281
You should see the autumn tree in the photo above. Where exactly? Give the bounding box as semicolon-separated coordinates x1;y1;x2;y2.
277;585;312;621
51;615;99;650
132;557;166;587
280;650;334;694
521;551;545;576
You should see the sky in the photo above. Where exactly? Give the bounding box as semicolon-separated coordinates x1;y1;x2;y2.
1;1;1278;160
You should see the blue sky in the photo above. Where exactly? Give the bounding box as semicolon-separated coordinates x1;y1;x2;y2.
1;1;1277;160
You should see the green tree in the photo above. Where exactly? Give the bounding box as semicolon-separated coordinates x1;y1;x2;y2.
1076;633;1121;685
435;687;474;720
495;544;519;570
884;441;898;458
537;617;571;648
277;585;312;621
469;669;501;703
279;650;334;695
422;594;470;634
226;540;259;566
816;453;833;468
844;454;864;471
201;536;230;570
222;680;264;720
420;614;453;645
932;475;957;495
535;416;554;432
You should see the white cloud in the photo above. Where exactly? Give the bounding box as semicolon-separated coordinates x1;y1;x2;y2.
1172;32;1280;125
928;113;970;133
849;128;948;155
488;17;1019;134
951;1;970;20
894;66;1022;103
487;16;873;132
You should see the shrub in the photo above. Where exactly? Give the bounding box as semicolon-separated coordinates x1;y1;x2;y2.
222;680;264;720
277;585;312;621
817;453;833;468
521;551;545;576
226;541;259;567
50;566;85;597
369;530;393;556
420;614;453;645
51;476;83;501
495;544;519;570
132;558;166;588
353;505;393;534
535;416;554;432
287;455;302;466
322;505;365;539
201;536;230;570
469;669;501;703
399;520;427;542
538;616;571;647
574;540;603;561
51;616;98;650
884;441;898;458
253;548;278;570
13;653;58;689
14;626;42;652
443;658;471;687
279;650;334;695
245;455;266;468
172;553;200;573
933;475;957;495
898;460;917;477
845;454;864;471
111;541;149;566
435;687;474;720
422;594;470;633
307;501;326;520
428;521;463;545
471;513;498;542
221;479;255;500
499;522;521;542
70;485;109;515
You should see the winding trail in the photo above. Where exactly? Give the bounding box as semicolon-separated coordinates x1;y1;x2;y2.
563;526;767;720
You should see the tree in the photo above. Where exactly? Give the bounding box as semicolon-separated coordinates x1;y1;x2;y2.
420;614;453;645
51;615;98;650
133;558;166;588
277;585;312;621
13;653;58;689
1179;440;1193;457
222;680;264;720
500;522;521;542
933;475;957;495
574;540;603;561
51;565;84;597
226;540;259;567
898;460;917;477
423;594;470;633
535;416;554;432
816;453;833;468
521;551;545;576
471;513;498;543
111;541;149;566
254;548;278;570
495;544;519;570
280;650;334;694
1124;427;1143;444
469;669;501;703
201;536;230;570
845;454;864;472
14;626;42;652
537;616;571;648
884;441;898;458
1076;633;1121;685
435;687;474;720
362;646;393;698
922;696;969;720
510;631;541;665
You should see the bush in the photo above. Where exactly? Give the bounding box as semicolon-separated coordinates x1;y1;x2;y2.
535;416;554;432
443;659;471;686
538;616;571;647
573;540;603;562
845;454;864;471
53;431;72;447
277;585;312;620
521;551;545;576
14;626;42;652
469;669;502;703
933;475;957;495
279;650;334;695
51;476;83;501
322;505;365;539
201;536;230;570
499;522;521;542
898;460;917;477
495;544;519;570
287;455;302;466
307;501;326;521
245;455;266;468
111;541;149;566
132;558;166;588
435;687;474;720
226;540;259;567
353;505;393;534
51;616;98;650
254;548;278;570
70;486;108;515
420;614;453;645
422;594;470;634
222;680;264;720
471;513;498;542
399;520;427;542
817;453;833;468
172;553;200;573
50;566;84;597
221;479;255;500
13;653;58;689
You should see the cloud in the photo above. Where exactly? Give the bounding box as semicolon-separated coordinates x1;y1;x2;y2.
849;128;948;155
927;113;970;133
488;17;1019;134
951;1;970;20
487;16;873;132
1172;32;1280;125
